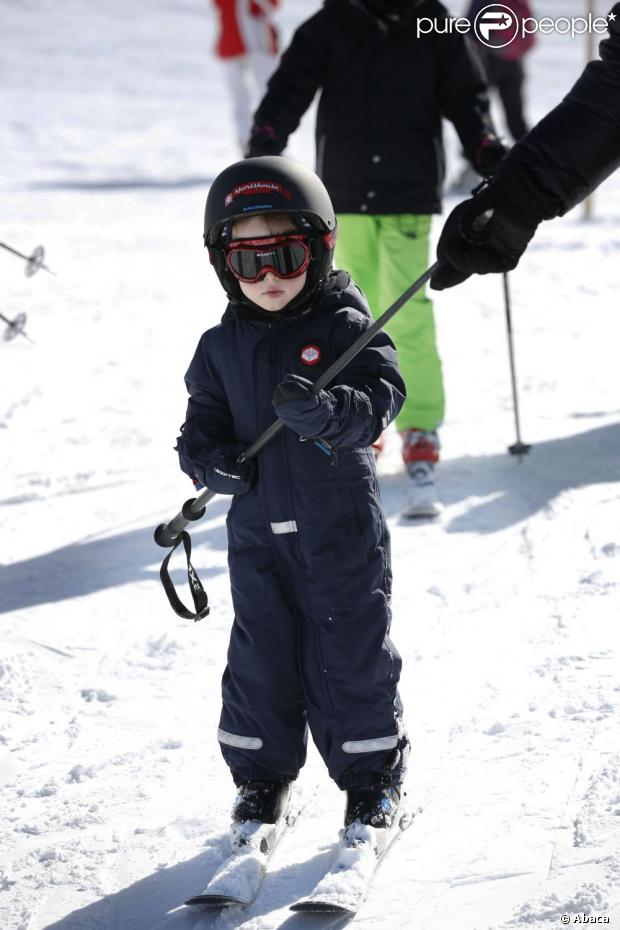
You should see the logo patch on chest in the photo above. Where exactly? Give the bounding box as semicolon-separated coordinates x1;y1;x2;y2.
300;343;321;366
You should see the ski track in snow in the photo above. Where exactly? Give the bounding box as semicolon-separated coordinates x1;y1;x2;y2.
1;1;619;928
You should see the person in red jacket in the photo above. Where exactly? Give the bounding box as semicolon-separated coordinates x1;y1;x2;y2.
212;0;280;151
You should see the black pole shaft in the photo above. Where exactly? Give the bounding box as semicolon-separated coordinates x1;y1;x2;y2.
0;242;30;262
155;261;439;545
503;273;530;456
503;273;522;440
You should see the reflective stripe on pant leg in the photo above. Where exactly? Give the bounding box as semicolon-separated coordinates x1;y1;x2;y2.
342;735;398;753
218;729;264;751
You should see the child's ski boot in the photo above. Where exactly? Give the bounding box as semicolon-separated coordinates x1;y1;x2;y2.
401;428;442;519
232;780;292;824
344;785;401;829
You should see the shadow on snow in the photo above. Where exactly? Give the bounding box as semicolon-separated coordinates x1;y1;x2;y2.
3;423;618;613
381;421;620;533
0;501;230;614
39;841;336;930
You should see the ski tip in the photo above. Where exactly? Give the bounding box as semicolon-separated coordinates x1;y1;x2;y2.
184;894;248;908
401;502;443;520
290;900;354;915
399;805;421;831
400;800;424;824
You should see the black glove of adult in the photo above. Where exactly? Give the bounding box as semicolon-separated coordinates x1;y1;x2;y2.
430;184;541;291
245;123;283;158
272;374;334;437
189;443;256;496
474;135;510;179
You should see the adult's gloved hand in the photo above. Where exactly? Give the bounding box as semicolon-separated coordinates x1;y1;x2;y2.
190;443;256;496
474;135;510;179
430;184;540;291
245;123;282;158
272;374;334;437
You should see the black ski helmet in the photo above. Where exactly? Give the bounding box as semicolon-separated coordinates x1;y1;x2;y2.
204;156;337;302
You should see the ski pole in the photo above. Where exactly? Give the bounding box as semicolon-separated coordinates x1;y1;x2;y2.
460;187;531;457
0;311;31;342
0;241;55;276
153;261;439;620
155;260;439;549
503;272;531;458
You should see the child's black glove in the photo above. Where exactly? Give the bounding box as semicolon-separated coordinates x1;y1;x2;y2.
190;443;256;496
272;374;334;438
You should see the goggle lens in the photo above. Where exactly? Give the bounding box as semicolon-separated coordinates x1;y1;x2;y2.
226;236;311;283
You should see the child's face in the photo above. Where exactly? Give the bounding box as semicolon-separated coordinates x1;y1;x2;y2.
231;215;308;313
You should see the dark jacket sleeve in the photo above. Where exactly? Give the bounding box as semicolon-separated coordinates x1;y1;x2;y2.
493;3;620;222
247;10;329;156
317;309;406;448
432;2;497;162
176;333;249;494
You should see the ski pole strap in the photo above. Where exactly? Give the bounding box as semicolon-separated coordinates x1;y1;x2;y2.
159;530;210;621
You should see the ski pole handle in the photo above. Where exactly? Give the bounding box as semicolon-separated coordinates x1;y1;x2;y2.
154;488;217;547
460;206;495;247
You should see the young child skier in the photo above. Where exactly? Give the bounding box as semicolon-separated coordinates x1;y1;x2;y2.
246;0;508;518
176;155;409;836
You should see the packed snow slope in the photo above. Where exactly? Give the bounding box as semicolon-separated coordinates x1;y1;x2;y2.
1;1;619;928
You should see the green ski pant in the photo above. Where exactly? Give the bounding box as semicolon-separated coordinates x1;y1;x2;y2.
335;214;445;433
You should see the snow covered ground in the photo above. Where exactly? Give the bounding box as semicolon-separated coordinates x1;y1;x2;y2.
1;1;619;928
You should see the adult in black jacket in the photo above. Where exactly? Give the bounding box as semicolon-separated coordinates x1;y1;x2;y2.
431;4;620;290
247;0;506;517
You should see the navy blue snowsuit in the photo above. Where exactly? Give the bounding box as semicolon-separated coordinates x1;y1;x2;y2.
177;270;408;790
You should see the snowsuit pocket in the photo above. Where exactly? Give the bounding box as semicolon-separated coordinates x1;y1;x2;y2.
300;484;368;572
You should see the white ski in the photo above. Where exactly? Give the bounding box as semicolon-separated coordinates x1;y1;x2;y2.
402;497;443;520
290;805;420;915
185;785;303;908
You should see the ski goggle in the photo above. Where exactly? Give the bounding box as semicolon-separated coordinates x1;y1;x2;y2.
225;234;311;283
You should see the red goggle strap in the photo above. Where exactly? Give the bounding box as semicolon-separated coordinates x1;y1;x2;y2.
226;233;309;252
